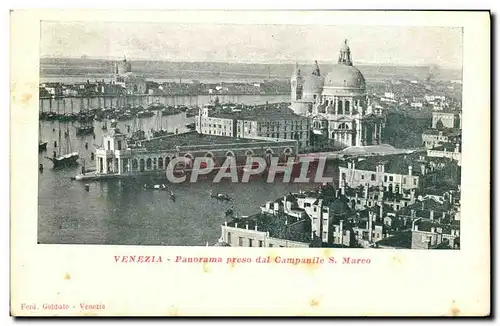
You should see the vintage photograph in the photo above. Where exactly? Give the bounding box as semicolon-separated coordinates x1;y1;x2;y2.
37;22;464;249
10;9;490;317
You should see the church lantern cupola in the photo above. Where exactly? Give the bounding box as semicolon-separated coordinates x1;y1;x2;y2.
338;39;353;66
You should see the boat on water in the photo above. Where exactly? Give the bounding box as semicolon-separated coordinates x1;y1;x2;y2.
45;123;79;168
210;191;232;201
39;121;48;152
47;151;80;168
39;141;48;152
76;125;94;136
137;110;155;118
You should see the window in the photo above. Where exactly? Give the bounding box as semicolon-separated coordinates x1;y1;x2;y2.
248;239;253;247
258;240;263;247
227;232;232;244
279;245;284;248
269;244;273;248
107;141;111;150
238;237;243;246
413;178;417;186
384;175;388;182
403;177;407;184
361;174;365;180
389;176;393;182
117;141;122;150
371;174;376;181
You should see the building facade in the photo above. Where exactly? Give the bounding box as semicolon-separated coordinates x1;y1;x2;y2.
432;110;462;129
94;127;299;176
290;40;386;148
196;106;311;150
113;57;147;95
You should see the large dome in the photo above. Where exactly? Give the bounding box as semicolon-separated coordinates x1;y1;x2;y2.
324;64;366;90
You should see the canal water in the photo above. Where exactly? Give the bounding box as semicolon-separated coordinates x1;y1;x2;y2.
39;94;290;114
38;97;333;247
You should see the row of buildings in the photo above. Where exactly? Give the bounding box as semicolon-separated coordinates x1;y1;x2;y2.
211;40;462;250
216;151;461;250
40;58;291;98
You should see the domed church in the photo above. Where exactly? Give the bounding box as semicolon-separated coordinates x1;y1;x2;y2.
290;40;385;149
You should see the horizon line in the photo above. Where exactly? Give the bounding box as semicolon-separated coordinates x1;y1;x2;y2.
40;56;463;71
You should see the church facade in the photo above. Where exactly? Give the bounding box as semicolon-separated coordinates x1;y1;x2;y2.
290;40;386;149
113;57;147;95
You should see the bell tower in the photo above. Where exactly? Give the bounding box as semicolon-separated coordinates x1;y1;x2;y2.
291;62;304;101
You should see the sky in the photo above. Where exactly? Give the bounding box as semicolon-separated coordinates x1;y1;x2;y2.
40;21;463;69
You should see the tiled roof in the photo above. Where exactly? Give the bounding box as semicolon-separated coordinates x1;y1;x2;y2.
431;143;460;152
227;213;311;243
141;131;285;152
376;231;412;249
212;107;306;121
341;154;424;176
414;219;459;235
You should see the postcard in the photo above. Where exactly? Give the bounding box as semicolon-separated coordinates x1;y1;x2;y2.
10;9;490;316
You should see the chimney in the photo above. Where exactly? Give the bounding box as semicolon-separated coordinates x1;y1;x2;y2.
224;221;227;227
408;165;413;176
339;220;344;244
235;223;238;228
368;214;373;242
430;210;434;220
246;224;249;230
255;225;258;231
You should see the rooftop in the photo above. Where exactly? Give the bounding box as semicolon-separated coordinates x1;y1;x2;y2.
340;144;415;156
414;219;460;235
211;107;306;121
431;143;460;152
376;231;412;249
423;128;461;137
140;131;291;152
226;213;311;243
341;153;425;176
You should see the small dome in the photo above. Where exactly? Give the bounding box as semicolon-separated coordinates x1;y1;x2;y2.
324;64;366;90
213;241;231;247
303;75;324;94
328;197;352;216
